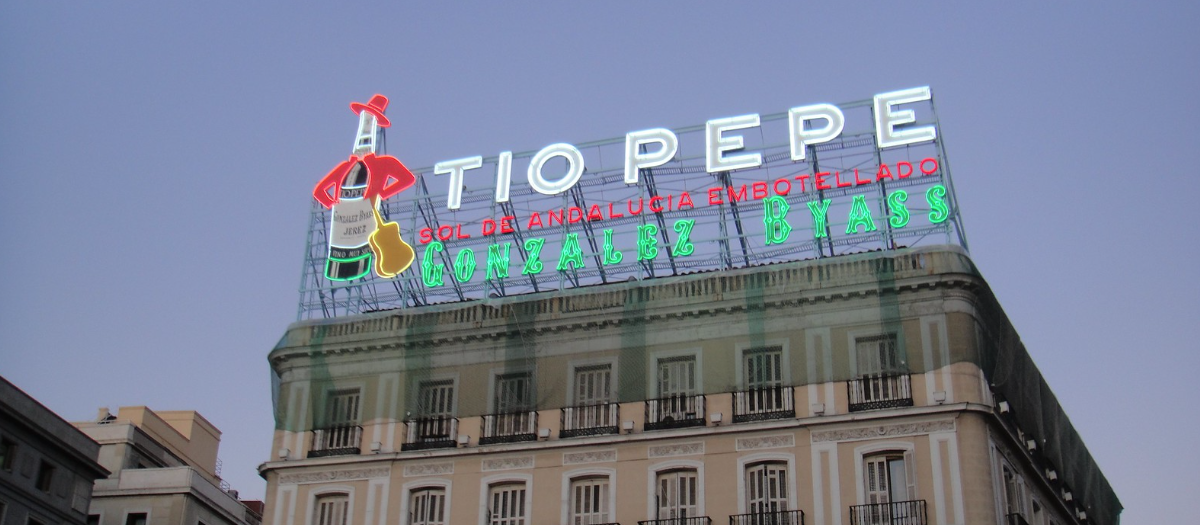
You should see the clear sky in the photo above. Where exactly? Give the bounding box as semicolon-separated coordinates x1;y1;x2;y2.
2;2;1196;522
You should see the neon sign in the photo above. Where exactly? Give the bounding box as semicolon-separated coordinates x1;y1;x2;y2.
303;88;965;316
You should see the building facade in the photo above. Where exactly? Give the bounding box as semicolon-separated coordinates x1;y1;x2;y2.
260;246;1120;525
0;377;108;525
74;406;262;525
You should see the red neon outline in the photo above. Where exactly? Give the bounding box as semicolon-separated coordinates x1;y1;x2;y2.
312;153;416;209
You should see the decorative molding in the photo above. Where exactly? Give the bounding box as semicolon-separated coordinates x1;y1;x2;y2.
563;450;616;465
482;456;534;471
278;467;390;485
811;420;955;443
648;442;705;458
403;462;454;477
736;434;795;451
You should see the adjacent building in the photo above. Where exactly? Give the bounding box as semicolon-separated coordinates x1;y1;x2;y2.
73;406;262;525
0;376;108;525
259;245;1121;525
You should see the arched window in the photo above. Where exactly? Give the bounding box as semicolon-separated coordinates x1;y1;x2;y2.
487;482;527;525
409;487;447;525
313;493;348;525
745;461;789;515
654;469;699;520
568;476;610;525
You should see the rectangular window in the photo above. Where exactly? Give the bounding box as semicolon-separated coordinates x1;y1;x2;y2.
327;390;361;426
494;373;532;413
573;365;612;405
124;514;147;525
569;477;610;525
87;516;100;525
658;356;696;397
410;488;446;525
487;483;526;525
417;380;455;417
856;335;901;376
743;347;783;389
315;493;348;525
656;470;698;520
864;453;915;505
0;438;15;472
35;461;54;493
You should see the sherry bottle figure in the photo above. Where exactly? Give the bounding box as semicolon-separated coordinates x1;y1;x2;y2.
312;95;416;281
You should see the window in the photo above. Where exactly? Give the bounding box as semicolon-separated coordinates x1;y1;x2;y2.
494;373;532;413
655;469;699;520
327;390;361;426
569;477;610;525
35;461;54;493
856;335;901;376
87;515;100;525
849;334;912;411
124;514;147;525
409;487;446;525
658;356;696;397
487;483;526;525
745;462;788;515
864;453;915;505
314;493;348;525
417;380;455;417
0;438;15;471
743;347;783;389
27;518;46;525
1002;465;1026;519
312;390;362;455
573;365;612;406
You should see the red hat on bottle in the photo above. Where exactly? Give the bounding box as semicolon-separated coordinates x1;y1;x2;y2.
350;94;391;128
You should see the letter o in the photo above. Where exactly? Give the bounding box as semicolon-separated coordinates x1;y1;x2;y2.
920;158;939;176
528;143;585;195
773;178;792;196
437;225;454;241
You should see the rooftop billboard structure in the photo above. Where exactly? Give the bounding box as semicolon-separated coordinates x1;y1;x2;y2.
298;88;965;320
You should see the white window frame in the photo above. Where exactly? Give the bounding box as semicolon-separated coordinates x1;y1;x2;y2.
487;367;535;414
645;460;704;521
735;453;796;515
479;473;532;525
411;373;459;418
307;487;353;525
401;479;451;525
847;330;904;377
323;388;363;426
734;339;791;390
647;347;703;398
562;468;616;525
852;442;916;506
565;356;619;406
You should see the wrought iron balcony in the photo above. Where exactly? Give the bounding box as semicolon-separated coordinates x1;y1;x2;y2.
733;386;795;423
848;500;927;525
307;425;362;458
848;373;914;412
401;416;458;451
638;517;711;525
561;402;620;438
1006;513;1031;525
729;509;804;525
479;411;538;445
645;394;706;431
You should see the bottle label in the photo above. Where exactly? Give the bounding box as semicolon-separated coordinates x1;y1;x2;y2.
330;198;377;249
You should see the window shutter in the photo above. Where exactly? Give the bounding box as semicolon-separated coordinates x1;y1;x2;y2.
904;450;917;501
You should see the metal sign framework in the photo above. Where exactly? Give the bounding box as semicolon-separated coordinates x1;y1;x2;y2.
297;95;967;320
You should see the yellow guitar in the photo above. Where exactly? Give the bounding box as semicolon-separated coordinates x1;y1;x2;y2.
368;197;415;278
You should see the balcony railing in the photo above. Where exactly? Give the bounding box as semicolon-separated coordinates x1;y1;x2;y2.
638;517;711;525
733;386;795;423
1006;513;1031;525
729;509;804;525
848;373;914;412
848;500;927;525
560;403;619;438
479;411;538;445
645;394;706;431
401;416;458;451
307;425;361;458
